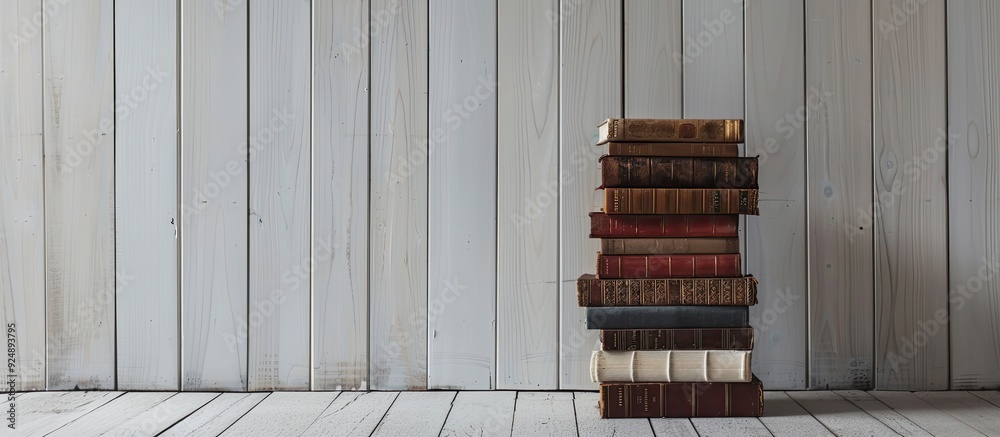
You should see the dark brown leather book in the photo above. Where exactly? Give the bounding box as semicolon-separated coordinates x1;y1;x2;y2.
604;188;759;215
599;377;763;418
601;156;758;188
589;213;739;238
600;328;755;351
597;254;742;279
605;142;739;157
577;274;757;306
597;119;744;144
600;237;740;254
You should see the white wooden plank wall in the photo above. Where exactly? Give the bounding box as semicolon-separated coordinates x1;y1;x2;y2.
312;0;370;391
114;0;179;391
496;0;560;389
247;0;312;391
180;0;249;391
428;0;498;390
625;0;682;119
0;0;45;391
43;0;116;390
947;0;1000;390
558;0;622;390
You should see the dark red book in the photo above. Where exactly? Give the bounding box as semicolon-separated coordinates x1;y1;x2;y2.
597;254;742;278
600;328;755;351
600;377;763;418
589;213;738;238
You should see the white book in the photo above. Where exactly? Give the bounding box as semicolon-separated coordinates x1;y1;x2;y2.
589;350;752;383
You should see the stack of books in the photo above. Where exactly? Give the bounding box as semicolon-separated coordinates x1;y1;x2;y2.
578;118;764;418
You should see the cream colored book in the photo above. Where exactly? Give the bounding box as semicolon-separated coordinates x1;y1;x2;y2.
589;350;752;383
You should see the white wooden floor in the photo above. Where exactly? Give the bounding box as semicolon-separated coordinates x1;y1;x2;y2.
8;390;1000;436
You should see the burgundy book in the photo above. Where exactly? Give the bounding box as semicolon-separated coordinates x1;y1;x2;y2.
600;328;755;351
600;156;758;188
589;213;739;238
599;377;763;418
576;274;757;306
597;254;742;279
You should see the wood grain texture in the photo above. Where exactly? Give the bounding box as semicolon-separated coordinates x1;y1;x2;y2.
836;390;931;436
759;391;834;437
180;0;249;391
160;393;269;436
511;392;577;436
574;392;653;437
302;392;398;436
427;0;497;390
312;0;370;391
114;0;179;391
870;391;986;437
558;0;622;390
745;0;807;390
248;0;311;391
12;392;123;435
439;391;516;437
625;0;682;118
220;392;341;436
496;0;559;390
682;0;744;118
47;392;174;436
0;0;45;392
371;391;457;436
873;0;948;390
805;0;875;390
946;0;1000;390
788;391;896;436
42;0;116;390
101;392;218;435
369;0;429;390
914;392;1000;435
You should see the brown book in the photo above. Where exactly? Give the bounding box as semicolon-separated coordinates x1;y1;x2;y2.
577;274;757;306
604;188;759;215
597;254;742;279
589;213;739;238
599;377;763;418
605;142;739;157
597;118;744;144
601;328;755;351
601;156;758;188
600;237;739;254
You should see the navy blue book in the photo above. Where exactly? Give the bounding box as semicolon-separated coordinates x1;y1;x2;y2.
587;306;750;330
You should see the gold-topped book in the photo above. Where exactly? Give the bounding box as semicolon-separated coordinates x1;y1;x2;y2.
597;118;744;144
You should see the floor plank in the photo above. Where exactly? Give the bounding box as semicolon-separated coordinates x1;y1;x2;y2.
836;390;931;436
439;391;515;437
303;392;399;436
691;418;773;437
869;391;986;437
788;391;898;436
11;392;122;436
511;392;577;437
371;391;456;436
219;392;340;436
914;391;1000;435
759;392;833;436
100;392;218;435
160;393;269;437
574;392;653;436
649;418;699;437
971;391;1000;408
47;392;174;436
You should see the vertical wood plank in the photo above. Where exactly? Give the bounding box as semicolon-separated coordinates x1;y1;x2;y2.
114;0;180;391
625;0;682;118
369;0;429;390
312;0;370;391
427;0;498;390
947;0;1000;390
805;0;874;390
43;0;115;390
745;0;807;390
0;0;45;391
873;0;948;390
496;0;559;389
559;0;623;390
682;0;743;118
248;0;312;391
180;0;249;391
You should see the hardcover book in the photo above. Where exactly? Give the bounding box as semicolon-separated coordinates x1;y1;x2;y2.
600;237;740;255
604;188;760;215
587;306;750;330
576;274;757;306
590;213;739;238
601;156;758;188
599;377;763;418
605;142;739;157
601;328;755;351
597;118;744;144
590;350;752;383
597;254;742;279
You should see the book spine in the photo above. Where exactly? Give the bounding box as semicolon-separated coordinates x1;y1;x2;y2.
590;350;752;383
601;157;758;188
597;254;742;279
600;328;755;351
605;142;739;157
600;237;740;255
576;276;757;306
589;214;739;238
599;379;764;418
598;119;745;144
586;306;750;330
604;188;759;215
